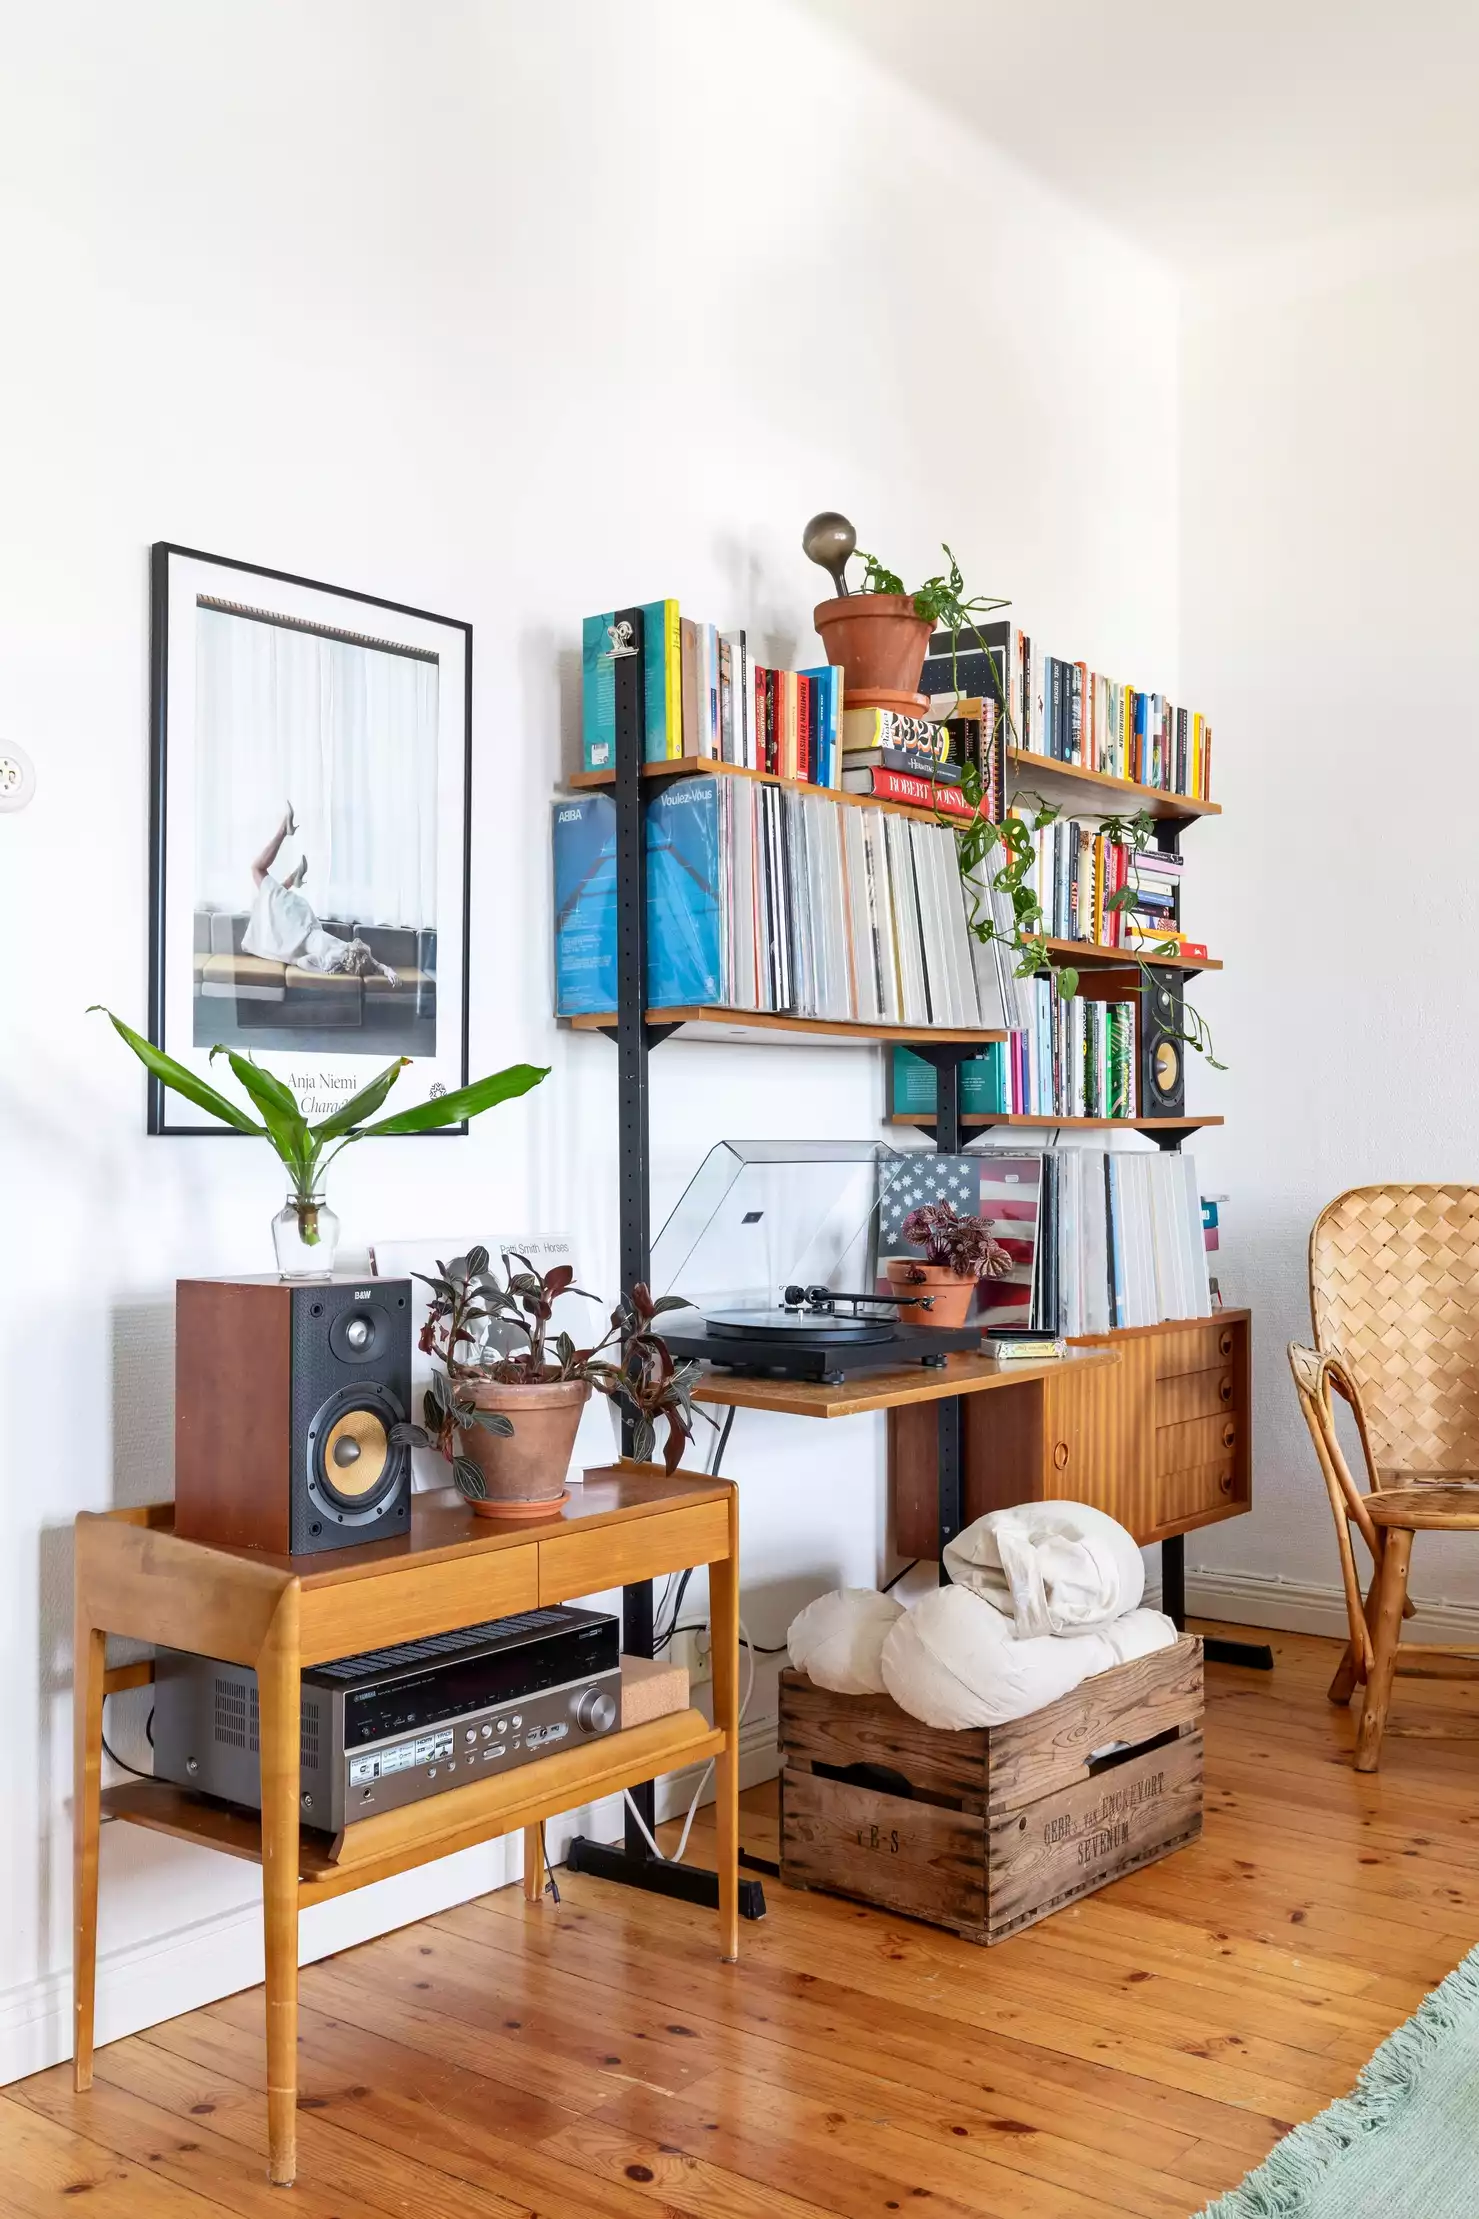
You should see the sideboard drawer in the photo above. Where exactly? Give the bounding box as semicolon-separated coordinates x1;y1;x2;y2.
1157;1460;1239;1529
538;1499;730;1603
1157;1411;1238;1476
1156;1366;1237;1426
301;1544;540;1666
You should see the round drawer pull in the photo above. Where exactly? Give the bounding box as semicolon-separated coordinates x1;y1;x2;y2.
1221;1421;1236;1449
1219;1473;1234;1495
1218;1332;1234;1358
1053;1441;1070;1471
1219;1374;1234;1404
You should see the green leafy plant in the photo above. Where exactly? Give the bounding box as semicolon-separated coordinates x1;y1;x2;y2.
898;1202;1012;1282
89;1009;550;1245
407;1247;701;1488
854;543;1010;694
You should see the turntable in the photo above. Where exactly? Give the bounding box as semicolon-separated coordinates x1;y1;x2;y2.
651;1142;982;1383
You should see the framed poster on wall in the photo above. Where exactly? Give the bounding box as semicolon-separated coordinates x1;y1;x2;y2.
148;543;471;1135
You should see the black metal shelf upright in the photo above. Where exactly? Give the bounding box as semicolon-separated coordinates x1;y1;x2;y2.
563;608;767;1918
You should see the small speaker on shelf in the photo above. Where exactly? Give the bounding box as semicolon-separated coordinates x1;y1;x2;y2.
174;1276;414;1556
1139;965;1186;1118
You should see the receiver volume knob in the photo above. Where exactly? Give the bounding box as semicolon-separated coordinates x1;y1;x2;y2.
573;1686;617;1734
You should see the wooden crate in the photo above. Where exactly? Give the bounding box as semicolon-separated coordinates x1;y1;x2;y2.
779;1635;1202;1944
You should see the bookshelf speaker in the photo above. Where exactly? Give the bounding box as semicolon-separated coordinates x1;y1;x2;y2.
1139;967;1185;1118
174;1276;414;1556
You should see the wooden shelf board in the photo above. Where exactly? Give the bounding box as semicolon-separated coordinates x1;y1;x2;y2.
888;1112;1224;1133
566;753;991;830
692;1345;1116;1420
101;1708;725;1906
1007;748;1220;821
1037;936;1221;975
568;1007;1008;1047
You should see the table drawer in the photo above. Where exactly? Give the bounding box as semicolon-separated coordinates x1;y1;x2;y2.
1157;1459;1239;1528
538;1500;730;1603
300;1544;540;1666
1154;1322;1239;1381
1157;1412;1238;1476
1156;1366;1237;1426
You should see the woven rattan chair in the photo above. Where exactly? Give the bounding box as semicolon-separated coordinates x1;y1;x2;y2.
1290;1184;1479;1771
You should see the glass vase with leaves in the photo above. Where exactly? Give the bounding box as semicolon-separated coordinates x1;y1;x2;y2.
90;1010;549;1275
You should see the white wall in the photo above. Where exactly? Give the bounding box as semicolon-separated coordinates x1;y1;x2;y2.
0;0;1178;2076
1181;217;1479;1614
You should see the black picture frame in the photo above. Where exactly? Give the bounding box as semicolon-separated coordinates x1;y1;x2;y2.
148;542;473;1135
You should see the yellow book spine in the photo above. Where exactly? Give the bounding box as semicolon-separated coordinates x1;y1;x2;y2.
664;600;682;759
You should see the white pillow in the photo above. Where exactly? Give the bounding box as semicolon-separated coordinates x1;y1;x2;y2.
879;1585;1098;1729
1084;1607;1179;1674
787;1587;905;1695
943;1501;1145;1638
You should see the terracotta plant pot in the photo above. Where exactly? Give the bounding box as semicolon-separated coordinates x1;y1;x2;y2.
456;1375;591;1518
884;1258;978;1330
814;594;933;700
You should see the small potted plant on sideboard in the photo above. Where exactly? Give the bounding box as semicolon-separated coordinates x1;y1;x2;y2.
885;1201;1012;1330
408;1248;700;1517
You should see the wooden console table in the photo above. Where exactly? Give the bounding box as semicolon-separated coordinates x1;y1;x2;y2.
73;1464;740;2186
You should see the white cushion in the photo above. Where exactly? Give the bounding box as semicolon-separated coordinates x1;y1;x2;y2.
787;1587;905;1695
879;1585;1098;1729
1082;1607;1180;1675
943;1501;1145;1638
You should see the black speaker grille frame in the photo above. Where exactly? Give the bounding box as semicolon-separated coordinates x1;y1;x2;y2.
289;1280;414;1555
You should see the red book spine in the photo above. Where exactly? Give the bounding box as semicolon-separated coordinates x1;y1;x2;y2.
763;670;777;774
753;664;765;775
853;767;975;816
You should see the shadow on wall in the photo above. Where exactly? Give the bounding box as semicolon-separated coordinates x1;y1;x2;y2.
36;1297;175;1978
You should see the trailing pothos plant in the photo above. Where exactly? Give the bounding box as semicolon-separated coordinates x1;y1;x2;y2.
402;1247;702;1495
952;772;1225;1069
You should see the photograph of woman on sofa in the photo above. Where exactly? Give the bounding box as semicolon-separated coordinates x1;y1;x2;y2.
192;600;440;1058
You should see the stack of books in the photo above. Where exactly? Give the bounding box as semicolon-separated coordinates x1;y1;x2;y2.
553;779;1030;1029
1014;811;1201;958
918;624;1214;802
581;601;842;783
840;704;1001;822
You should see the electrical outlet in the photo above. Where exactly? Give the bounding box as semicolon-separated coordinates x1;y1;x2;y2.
672;1625;712;1688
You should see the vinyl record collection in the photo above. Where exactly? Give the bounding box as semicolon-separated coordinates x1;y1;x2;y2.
554;777;1032;1030
972;1148;1212;1336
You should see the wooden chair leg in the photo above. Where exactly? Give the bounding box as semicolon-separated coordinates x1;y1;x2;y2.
709;1493;741;1964
523;1823;545;1903
72;1616;106;2092
1329;1561;1384;1704
1355;1527;1413;1773
257;1602;302;2187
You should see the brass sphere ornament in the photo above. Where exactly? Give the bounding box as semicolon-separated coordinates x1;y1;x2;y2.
801;510;857;598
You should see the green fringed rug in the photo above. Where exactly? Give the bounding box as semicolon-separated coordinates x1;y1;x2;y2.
1200;1944;1479;2216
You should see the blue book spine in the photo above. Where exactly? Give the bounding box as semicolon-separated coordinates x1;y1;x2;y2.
581;614;617;773
646;778;722;1006
551;795;617;1013
581;601;676;772
798;665;839;786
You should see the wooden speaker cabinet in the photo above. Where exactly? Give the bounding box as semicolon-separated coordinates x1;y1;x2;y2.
175;1275;415;1555
892;1309;1251;1557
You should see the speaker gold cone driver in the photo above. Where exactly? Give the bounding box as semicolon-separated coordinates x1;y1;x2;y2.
322;1406;389;1499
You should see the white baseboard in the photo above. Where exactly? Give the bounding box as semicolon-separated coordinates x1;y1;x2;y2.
1183;1565;1479;1648
0;1712;780;2089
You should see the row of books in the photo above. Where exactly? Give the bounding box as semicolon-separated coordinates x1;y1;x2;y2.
581;600;843;783
888;979;1138;1121
918;625;1213;800
1016;811;1187;951
553;779;1031;1029
1016;978;1138;1120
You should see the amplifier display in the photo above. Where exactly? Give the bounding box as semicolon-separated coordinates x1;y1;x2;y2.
151;1605;621;1833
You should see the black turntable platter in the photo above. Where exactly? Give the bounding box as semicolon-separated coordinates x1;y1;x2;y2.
703;1308;897;1346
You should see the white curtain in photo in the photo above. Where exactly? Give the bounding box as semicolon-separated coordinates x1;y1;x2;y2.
194;604;440;929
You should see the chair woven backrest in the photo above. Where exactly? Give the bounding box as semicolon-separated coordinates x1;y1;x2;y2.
1310;1184;1479;1480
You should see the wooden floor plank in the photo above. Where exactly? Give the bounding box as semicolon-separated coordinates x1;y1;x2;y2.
8;1623;1479;2217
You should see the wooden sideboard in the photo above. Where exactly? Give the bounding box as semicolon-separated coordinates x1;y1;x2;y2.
893;1309;1251;1556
